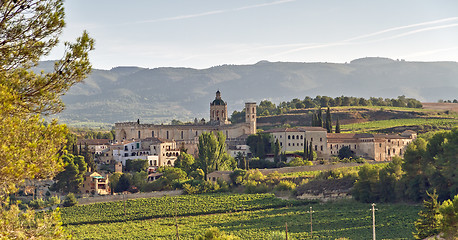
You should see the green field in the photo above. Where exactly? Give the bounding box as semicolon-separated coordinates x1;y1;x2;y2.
63;194;420;239
341;117;457;133
61;193;310;225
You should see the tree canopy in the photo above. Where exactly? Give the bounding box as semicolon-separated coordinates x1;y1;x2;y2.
0;0;93;237
196;132;234;178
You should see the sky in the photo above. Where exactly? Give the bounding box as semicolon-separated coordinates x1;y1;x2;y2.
45;0;458;70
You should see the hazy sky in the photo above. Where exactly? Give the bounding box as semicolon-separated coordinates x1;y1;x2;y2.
45;0;458;69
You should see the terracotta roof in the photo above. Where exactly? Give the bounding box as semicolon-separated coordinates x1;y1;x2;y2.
264;127;326;133
297;127;327;131
374;134;410;139
142;137;173;144
327;133;356;139
77;139;111;145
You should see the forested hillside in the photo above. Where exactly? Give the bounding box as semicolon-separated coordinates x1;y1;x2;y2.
35;58;458;126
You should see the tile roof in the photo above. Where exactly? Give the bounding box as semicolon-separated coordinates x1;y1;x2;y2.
77;139;111;145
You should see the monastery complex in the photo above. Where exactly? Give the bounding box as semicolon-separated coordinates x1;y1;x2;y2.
105;91;416;168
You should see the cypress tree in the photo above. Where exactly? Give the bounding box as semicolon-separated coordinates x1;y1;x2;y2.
274;139;281;163
317;108;323;128
308;141;314;160
325;107;332;133
304;139;308;160
336;117;341;133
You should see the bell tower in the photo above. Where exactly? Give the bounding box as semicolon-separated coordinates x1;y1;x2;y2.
245;102;257;134
210;90;229;124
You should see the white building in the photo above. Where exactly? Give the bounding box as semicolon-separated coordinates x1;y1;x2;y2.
264;127;328;158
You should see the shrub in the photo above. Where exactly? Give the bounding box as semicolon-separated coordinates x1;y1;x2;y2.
28;198;46;209
63;193;78;207
196;227;240;240
274;180;297;191
47;196;61;206
268;231;295;240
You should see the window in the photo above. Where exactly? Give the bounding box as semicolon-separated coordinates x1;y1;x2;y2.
280;135;282;138
138;131;141;139
321;146;323;151
288;143;290;146
166;131;169;139
292;135;295;139
379;143;382;147
320;138;322;142
296;135;299;139
124;146;128;151
311;138;313;141
292;143;295;146
314;145;317;151
354;145;356;149
288;135;291;139
301;143;303;146
280;142;282;146
301;135;303;139
181;131;184;139
196;131;198;136
331;145;333;149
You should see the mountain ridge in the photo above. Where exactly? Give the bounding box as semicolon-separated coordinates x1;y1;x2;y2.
35;57;458;126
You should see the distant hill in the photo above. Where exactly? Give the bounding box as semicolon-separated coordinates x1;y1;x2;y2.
36;57;458;126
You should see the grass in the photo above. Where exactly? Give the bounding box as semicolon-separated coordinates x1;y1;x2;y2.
341;118;458;133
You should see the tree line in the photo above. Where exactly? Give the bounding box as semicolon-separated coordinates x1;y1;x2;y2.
352;127;457;203
231;95;423;123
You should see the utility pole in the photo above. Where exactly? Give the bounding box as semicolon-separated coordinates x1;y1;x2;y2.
307;206;315;238
123;193;126;216
174;198;179;240
285;222;288;240
371;203;377;240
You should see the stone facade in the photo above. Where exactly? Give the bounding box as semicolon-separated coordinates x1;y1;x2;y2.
264;127;328;158
115;91;257;156
327;130;416;161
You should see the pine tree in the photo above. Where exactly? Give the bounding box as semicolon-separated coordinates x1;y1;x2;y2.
325;107;332;133
413;190;442;239
335;117;341;133
317;108;323;128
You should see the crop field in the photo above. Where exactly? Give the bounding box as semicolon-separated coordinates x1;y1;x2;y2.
61;193;310;225
341;117;458;132
63;194;420;240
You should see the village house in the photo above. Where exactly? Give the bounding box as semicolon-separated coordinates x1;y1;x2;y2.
80;171;110;195
77;138;111;155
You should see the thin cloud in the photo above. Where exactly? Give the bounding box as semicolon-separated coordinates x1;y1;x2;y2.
270;17;458;57
345;17;458;42
402;46;458;58
132;0;296;24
